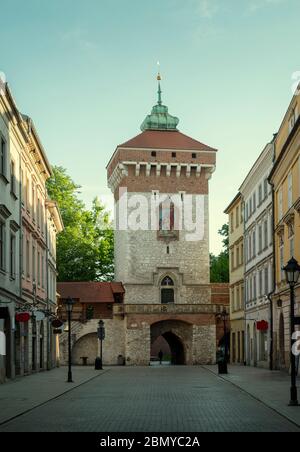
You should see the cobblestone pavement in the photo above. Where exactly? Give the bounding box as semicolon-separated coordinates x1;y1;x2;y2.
0;366;299;432
204;365;300;427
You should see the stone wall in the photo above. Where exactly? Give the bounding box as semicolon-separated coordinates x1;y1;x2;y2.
192;324;216;365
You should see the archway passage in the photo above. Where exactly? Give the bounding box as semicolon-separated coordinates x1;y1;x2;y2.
163;332;185;365
151;320;191;366
72;333;98;366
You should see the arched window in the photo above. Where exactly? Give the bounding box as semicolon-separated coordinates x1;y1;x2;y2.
161;276;175;304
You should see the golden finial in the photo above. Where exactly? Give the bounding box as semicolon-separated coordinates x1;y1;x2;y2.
157;61;161;81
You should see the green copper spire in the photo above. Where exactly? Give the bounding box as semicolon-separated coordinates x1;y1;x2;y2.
140;73;179;132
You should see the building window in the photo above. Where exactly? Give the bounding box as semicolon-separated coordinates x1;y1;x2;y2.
258;184;262;205
10;160;16;196
37;198;41;229
264;267;269;295
0;137;6;177
264;220;268;249
159;201;175;231
192;153;197;159
236;206;239;228
10;234;16;279
278;188;283;221
26;177;30;212
279;236;284;282
259;270;262;297
32;183;36;220
253;275;257;300
264;178;268;199
252;230;256;257
288;172;293;209
288;222;295;258
172;152;176;158
258;225;262;253
32;244;36;282
151;151;156;157
25;239;30;278
237;286;240;310
253;193;256;212
161;276;175;304
241;243;244;265
37;251;40;287
0;221;5;270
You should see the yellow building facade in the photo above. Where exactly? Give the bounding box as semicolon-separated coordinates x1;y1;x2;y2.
269;86;300;370
225;193;245;364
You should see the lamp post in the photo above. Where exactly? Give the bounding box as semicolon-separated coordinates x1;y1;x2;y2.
96;320;105;370
64;296;75;383
216;309;229;374
283;257;300;406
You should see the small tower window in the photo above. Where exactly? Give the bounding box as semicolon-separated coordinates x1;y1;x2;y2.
151;151;157;157
159;201;175;231
192;153;197;159
172;152;176;158
161;276;175;304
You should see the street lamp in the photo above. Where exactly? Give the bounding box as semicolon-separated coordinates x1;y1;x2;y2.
216;309;229;375
96;320;105;370
64;296;76;383
283;257;300;406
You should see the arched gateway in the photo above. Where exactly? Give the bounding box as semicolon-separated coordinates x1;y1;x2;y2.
80;73;230;367
151;320;191;365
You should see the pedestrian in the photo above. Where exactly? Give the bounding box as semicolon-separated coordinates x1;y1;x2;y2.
158;350;163;365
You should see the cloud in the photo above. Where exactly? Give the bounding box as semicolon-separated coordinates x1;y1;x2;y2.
247;0;287;13
60;29;97;50
197;0;219;18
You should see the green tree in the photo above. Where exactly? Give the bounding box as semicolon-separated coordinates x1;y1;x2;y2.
210;223;229;283
46;166;114;282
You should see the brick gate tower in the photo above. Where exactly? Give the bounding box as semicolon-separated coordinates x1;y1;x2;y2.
107;75;225;365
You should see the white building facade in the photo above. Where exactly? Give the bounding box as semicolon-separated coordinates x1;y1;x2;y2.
240;141;275;369
0;79;62;383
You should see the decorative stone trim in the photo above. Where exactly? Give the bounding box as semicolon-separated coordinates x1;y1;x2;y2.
10;220;20;232
0;204;12;219
295;197;300;214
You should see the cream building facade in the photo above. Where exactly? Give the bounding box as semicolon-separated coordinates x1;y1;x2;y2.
225;194;245;364
269;84;300;371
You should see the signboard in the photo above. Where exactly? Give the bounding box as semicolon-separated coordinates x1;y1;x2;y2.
257;320;269;331
15;312;30;323
52;319;64;329
33;311;45;322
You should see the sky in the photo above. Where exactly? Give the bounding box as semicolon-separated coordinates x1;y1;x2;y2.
0;0;300;254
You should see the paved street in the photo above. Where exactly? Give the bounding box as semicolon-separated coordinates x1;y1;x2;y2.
0;366;299;432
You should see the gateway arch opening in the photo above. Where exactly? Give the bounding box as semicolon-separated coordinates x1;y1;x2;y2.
151;321;188;365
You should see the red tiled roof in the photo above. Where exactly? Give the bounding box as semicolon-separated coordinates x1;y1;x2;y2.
57;282;125;304
119;130;217;152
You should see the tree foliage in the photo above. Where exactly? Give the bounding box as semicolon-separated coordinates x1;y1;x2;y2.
46;166;114;282
210;223;229;283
